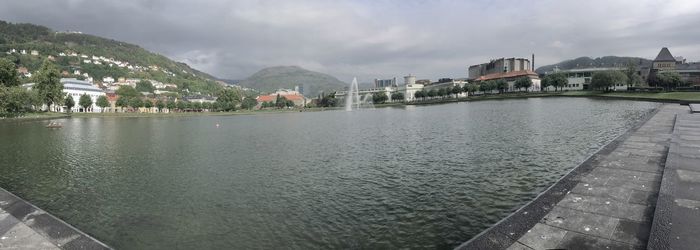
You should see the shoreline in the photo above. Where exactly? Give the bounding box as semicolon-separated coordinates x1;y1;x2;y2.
3;91;699;120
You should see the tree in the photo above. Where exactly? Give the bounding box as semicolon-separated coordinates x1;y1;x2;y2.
63;95;75;113
166;99;176;111
437;88;447;98
79;94;93;112
0;58;20;87
452;85;463;97
592;71;627;91
216;88;241;111
129;97;143;111
656;71;685;90
33;60;63;111
156;99;165;112
275;95;288;108
115;85;140;98
514;77;533;92
0;87;36;114
545;72;568;91
176;101;187;111
241;97;258;110
201;102;212;110
427;89;437;98
391;92;404;102
625;61;641;88
414;90;424;100
96;95;109;112
135;80;155;93
116;96;129;111
144;99;153;110
495;79;508;93
372;92;388;104
540;77;551;92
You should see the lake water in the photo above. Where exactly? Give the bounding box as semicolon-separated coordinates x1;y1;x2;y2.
0;98;658;249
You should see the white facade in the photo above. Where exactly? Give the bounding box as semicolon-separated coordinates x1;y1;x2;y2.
543;67;628;91
60;78;106;112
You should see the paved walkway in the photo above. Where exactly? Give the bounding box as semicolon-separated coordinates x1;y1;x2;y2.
0;188;110;250
501;104;689;249
648;113;700;249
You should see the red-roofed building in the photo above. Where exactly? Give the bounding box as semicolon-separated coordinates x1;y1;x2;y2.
256;89;307;107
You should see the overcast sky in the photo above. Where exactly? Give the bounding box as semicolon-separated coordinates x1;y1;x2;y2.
2;0;700;82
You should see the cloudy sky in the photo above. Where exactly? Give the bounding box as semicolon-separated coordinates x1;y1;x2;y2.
2;0;700;82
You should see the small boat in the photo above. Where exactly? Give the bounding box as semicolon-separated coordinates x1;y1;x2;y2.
46;122;63;129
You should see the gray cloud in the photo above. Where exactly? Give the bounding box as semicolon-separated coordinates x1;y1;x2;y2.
2;0;699;82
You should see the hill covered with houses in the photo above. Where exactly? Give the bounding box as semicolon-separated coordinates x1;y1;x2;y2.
0;20;225;95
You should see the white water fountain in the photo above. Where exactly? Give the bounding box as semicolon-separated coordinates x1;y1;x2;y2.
345;77;361;111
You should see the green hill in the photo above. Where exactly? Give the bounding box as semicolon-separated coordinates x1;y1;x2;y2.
238;66;347;96
536;56;652;74
0;20;223;95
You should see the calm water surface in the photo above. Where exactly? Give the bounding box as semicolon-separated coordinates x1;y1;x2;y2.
0;98;658;249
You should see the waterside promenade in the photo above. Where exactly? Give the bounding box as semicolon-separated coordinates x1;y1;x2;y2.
0;188;111;249
458;103;698;249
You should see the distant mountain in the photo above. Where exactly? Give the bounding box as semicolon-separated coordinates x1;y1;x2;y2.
0;20;223;94
536;56;652;74
238;66;347;96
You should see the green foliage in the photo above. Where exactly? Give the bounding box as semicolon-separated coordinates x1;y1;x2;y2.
144;99;153;109
129;97;143;109
33;60;63;110
625;61;641;87
452;85;463;96
0;86;37;114
240;97;258;110
537;56;650;74
427;89;437;97
414;90;424;100
656;71;685;90
274;95;294;108
135;80;155;93
591;70;627;91
544;72;568;91
0;20;221;95
495;79;508;93
317;93;338;107
116;96;129;109
115;85;140;98
176;101;187;111
0;58;20;87
155;99;165;112
79;93;92;111
372;92;388;104
391;92;404;101
63;94;74;112
215;88;241;111
96;95;109;111
166;100;176;110
514;77;533;92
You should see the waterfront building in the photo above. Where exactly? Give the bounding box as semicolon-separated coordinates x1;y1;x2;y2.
468;57;532;80
22;78;106;112
648;47;700;86
256;89;307;107
544;67;628;91
473;70;541;92
373;78;397;88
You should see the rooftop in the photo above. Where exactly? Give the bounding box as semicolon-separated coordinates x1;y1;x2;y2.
654;47;676;62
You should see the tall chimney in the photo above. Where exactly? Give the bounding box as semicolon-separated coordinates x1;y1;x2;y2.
532;53;535;71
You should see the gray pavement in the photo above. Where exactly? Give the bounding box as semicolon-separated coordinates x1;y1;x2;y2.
648;113;700;249
503;104;690;249
0;188;111;250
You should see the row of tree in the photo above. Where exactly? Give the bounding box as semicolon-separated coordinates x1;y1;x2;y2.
1;58;63;116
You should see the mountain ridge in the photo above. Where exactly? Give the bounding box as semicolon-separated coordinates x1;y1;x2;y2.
536;56;652;74
238;65;347;96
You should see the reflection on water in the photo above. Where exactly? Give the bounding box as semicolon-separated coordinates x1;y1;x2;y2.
0;98;658;249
